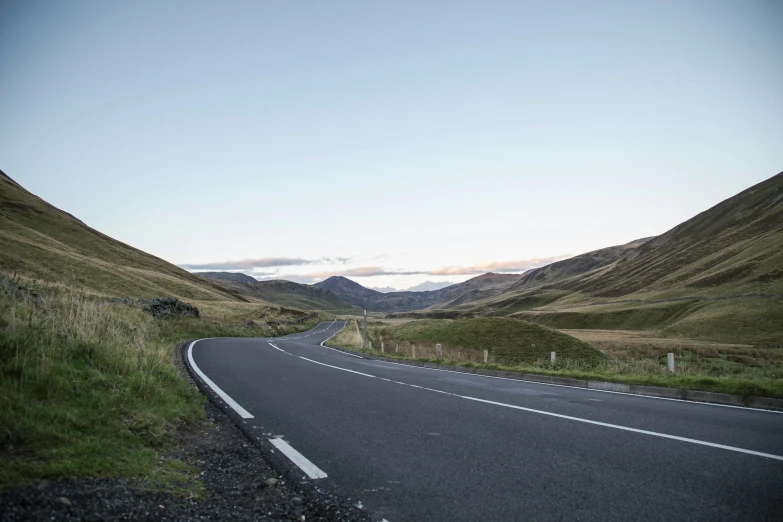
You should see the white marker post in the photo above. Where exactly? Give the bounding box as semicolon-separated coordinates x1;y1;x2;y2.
551;351;556;363
396;344;399;353
436;344;442;359
381;342;384;354
412;344;416;358
483;350;488;363
668;352;675;372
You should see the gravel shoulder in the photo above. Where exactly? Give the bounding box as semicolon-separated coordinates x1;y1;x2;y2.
1;342;372;522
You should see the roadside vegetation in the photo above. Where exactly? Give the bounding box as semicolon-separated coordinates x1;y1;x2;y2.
329;317;783;400
0;275;324;489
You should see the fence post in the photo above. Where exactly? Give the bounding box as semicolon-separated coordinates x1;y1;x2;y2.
551;351;556;363
667;352;675;372
436;344;442;358
412;344;416;358
483;350;488;363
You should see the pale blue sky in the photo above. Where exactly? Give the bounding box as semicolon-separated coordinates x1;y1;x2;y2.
1;1;781;289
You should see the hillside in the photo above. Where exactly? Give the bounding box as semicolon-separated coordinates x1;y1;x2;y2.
506;238;652;293
374;318;603;362
459;171;783;344
199;273;358;312
429;273;524;309
0;170;244;301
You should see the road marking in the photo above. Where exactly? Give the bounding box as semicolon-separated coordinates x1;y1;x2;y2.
299;356;376;378
320;341;365;358
374;358;783;414
188;340;254;419
295;356;783;461
319;322;367;358
459;395;783;461
268;342;289;354
269;438;328;479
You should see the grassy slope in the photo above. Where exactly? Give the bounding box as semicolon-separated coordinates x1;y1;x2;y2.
0;171;243;302
376;318;603;361
460;172;783;344
0;171;324;488
0;287;324;487
328;318;783;399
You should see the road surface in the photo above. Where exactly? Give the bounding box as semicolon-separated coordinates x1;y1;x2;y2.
187;321;783;521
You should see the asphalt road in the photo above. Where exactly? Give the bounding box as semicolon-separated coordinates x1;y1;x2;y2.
188;321;783;521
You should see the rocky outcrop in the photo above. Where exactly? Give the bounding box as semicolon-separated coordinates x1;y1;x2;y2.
138;297;200;318
107;296;200;318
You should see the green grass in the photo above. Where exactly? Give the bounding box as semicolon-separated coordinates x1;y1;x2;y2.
0;172;240;301
512;297;783;347
374;317;603;361
358;317;602;360
0;282;324;490
329;318;783;400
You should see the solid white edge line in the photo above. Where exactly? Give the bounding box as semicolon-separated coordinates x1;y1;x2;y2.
188;339;254;419
373;357;782;414
269;438;328;479
298;356;783;461
459;395;783;462
320;321;366;358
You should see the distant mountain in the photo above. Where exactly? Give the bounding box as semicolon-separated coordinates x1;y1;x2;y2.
430;273;522;309
406;281;454;292
201;275;358;312
370;286;399;293
196;271;257;283
315;274;521;313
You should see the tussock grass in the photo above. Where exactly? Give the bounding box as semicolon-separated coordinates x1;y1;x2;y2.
0;279;324;489
328;318;783;399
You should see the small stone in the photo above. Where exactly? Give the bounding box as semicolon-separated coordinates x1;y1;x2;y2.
57;497;71;509
291;497;303;506
264;478;279;488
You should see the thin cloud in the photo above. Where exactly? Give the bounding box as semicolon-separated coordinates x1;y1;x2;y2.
294;256;569;280
180;256;351;271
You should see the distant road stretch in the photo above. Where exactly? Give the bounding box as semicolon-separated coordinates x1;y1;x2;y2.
187;321;783;521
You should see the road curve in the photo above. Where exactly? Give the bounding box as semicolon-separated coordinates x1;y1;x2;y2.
188;321;783;521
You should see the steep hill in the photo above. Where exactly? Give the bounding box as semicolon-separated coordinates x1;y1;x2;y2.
463;171;783;344
506;238;652;293
0;170;244;301
200;274;358;312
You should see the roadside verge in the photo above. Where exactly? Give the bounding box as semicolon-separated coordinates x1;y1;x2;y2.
323;343;783;412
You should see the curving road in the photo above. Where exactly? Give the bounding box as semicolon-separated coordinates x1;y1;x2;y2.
187;321;783;521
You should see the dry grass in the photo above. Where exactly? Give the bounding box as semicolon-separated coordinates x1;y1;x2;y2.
0;278;324;488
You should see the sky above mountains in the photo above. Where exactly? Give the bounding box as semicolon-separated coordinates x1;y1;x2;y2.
1;1;781;288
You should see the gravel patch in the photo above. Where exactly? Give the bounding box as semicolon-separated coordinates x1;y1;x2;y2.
1;342;373;522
